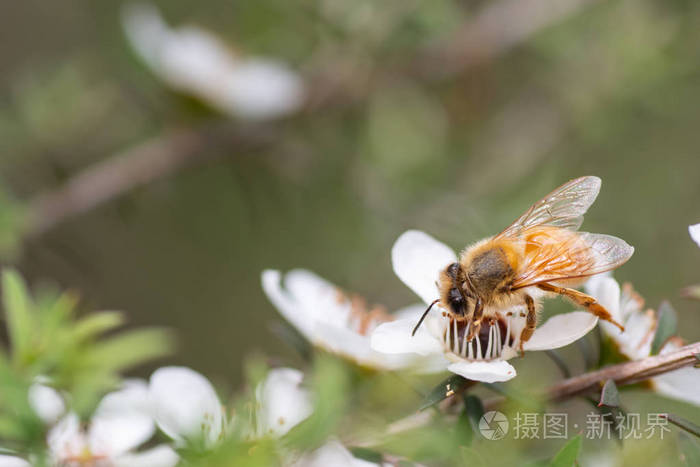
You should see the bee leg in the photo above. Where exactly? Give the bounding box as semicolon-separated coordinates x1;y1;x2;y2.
518;295;537;355
537;283;625;332
466;298;484;341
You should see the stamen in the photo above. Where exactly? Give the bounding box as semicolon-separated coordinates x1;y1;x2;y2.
485;325;493;358
452;318;458;353
475;332;482;360
461;323;469;358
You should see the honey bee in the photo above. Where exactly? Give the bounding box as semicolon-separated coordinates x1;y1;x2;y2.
412;176;633;352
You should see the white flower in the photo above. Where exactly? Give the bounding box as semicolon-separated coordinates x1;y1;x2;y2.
121;3;304;120
262;269;442;371
254;367;313;438
149;366;313;446
586;275;700;406
28;381;66;425
29;380;179;467
689;223;700;248
370;230;599;383
0;455;31;467
290;439;387;467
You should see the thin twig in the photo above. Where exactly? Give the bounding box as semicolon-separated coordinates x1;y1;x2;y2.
25;123;274;237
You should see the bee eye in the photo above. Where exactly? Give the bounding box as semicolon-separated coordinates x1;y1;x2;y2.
449;288;463;304
446;262;461;279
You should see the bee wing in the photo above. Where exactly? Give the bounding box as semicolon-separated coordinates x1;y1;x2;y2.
511;231;634;289
496;176;601;238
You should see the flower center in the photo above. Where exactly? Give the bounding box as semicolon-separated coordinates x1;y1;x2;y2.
442;311;525;361
335;289;394;336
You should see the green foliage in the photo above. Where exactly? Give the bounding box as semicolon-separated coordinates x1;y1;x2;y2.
651;301;678;355
548;435;582;467
0;267;173;444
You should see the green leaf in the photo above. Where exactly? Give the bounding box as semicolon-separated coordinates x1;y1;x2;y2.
549;435;582;467
664;413;700;439
457;394;485;445
420;374;472;411
349;447;383;464
598;379;620;408
86;328;173;373
1;269;35;363
651;301;677;355
72;312;124;342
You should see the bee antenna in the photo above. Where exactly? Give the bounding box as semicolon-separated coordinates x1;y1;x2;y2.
412;299;440;336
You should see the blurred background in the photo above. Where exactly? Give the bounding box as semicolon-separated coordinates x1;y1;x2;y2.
1;0;699;390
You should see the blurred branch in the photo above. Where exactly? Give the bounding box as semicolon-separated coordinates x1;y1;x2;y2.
25;124;274;237
24;0;599;237
414;0;600;78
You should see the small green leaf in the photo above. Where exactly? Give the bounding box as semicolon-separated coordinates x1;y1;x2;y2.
598;379;620;408
420;374;472;411
72;312;124;342
349;447;383;464
87;328;173;373
1;269;35;363
651;301;677;355
549;435;582;467
457;394;485;445
664;413;700;439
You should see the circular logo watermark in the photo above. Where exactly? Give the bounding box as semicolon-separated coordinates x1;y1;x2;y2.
479;410;509;440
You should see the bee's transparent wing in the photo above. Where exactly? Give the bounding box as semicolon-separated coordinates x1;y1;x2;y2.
496;176;601;238
511;231;634;289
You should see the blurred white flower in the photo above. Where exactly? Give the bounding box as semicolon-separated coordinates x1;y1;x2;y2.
290;439;386;467
22;380;178;467
370;230;599;383
0;455;31;467
586;274;700;406
149;366;312;445
262;269;443;371
121;3;304;120
690;223;700;248
28;381;66;425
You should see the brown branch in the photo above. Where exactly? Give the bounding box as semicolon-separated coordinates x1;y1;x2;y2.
546;341;700;401
25;123;275;237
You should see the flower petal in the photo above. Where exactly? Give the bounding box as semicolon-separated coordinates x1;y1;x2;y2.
0;456;31;467
89;380;154;457
447;360;516;383
523;311;598;351
392;230;457;304
28;383;65;424
689;223;700;248
652;367;700;407
284;269;352;326
292;440;381;467
149;367;223;446
47;413;85;460
262;269;315;340
370;318;443;357
114;445;179;467
257;368;313;437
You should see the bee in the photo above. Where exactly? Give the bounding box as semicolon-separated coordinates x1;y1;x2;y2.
412;176;633;352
